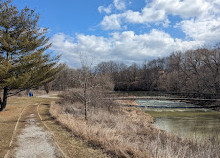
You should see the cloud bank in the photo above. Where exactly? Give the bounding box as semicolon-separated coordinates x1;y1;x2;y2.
51;0;220;67
51;30;202;67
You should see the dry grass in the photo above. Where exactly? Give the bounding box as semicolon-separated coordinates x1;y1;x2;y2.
115;100;139;106
38;101;108;158
50;90;220;158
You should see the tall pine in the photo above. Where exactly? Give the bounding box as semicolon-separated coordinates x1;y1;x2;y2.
0;0;62;111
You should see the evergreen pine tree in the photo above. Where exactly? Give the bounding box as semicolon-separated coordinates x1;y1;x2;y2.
0;0;63;111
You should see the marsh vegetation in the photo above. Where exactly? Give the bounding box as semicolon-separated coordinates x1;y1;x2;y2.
50;90;220;158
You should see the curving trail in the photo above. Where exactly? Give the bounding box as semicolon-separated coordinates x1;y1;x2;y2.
5;102;65;158
14;112;56;158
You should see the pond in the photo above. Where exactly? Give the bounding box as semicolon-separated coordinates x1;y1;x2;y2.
136;99;220;141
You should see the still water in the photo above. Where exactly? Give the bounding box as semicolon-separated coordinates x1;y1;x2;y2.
136;99;220;141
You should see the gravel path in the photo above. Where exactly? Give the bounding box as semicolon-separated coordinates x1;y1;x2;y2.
14;113;57;158
36;94;59;99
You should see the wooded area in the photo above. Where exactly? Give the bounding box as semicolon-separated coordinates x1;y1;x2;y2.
49;47;220;99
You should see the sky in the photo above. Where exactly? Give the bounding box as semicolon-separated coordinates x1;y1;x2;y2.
14;0;220;67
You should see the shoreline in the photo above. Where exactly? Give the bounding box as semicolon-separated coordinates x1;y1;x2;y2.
50;92;220;157
113;96;220;112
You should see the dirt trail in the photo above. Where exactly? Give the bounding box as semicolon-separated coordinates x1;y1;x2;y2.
14;113;56;158
36;94;59;99
6;103;63;158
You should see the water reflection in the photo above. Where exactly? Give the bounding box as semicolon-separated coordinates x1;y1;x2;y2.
137;99;220;141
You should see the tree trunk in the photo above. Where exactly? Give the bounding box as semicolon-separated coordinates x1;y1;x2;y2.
0;97;2;111
44;83;49;94
84;82;87;120
0;87;8;111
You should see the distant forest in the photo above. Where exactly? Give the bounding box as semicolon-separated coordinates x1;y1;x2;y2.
49;47;220;98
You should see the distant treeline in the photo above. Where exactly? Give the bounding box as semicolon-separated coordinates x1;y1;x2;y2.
49;47;220;98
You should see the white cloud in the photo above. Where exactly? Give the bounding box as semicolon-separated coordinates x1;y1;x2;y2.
51;33;80;66
98;0;218;24
100;7;166;30
100;6;166;30
178;18;220;43
99;0;220;45
51;30;203;67
100;14;123;30
98;0;127;14
124;8;166;23
113;0;126;10
98;5;112;14
150;0;211;18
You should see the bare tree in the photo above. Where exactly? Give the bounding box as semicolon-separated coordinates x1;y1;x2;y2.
76;53;94;120
49;65;79;91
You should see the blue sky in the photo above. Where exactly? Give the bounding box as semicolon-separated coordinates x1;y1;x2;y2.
14;0;220;67
14;0;105;35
